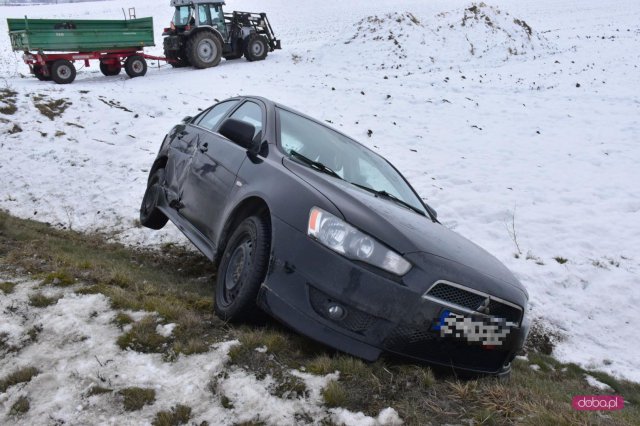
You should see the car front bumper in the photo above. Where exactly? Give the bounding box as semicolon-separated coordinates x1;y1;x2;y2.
258;216;529;375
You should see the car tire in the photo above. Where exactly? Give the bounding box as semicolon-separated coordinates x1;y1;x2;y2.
140;168;169;230
186;32;222;69
214;215;270;322
99;61;121;76
51;60;76;84
124;55;147;78
243;35;268;62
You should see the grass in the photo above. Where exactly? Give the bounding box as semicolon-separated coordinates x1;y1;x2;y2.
0;88;18;115
0;280;16;293
117;316;168;353
119;387;156;411
0;210;639;424
32;94;71;120
0;367;39;392
152;404;192;426
87;385;113;396
9;396;30;416
28;292;61;308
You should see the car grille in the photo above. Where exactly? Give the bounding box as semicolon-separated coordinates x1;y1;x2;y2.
425;281;523;325
384;323;509;372
308;286;378;334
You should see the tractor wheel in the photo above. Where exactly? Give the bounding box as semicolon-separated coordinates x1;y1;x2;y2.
51;60;76;84
244;35;268;62
33;65;51;81
214;215;270;322
99;61;121;76
186;32;222;69
124;55;147;78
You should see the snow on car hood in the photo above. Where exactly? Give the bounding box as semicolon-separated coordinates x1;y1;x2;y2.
284;158;524;291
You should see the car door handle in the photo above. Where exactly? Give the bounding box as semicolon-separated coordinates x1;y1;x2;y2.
176;130;187;140
199;142;208;153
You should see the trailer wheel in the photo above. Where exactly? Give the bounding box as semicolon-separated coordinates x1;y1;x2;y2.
244;35;268;62
99;61;122;76
124;55;147;78
51;60;76;84
186;32;222;69
33;65;51;81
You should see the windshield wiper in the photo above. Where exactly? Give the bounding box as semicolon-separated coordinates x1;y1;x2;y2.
349;182;425;216
289;150;342;180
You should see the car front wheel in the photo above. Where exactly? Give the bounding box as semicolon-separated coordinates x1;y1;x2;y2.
215;215;270;322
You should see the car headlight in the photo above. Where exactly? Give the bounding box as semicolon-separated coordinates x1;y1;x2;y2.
307;207;412;276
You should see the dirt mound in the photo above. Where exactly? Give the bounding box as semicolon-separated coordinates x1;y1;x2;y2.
332;3;557;71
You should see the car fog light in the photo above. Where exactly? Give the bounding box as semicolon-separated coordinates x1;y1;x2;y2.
327;304;345;320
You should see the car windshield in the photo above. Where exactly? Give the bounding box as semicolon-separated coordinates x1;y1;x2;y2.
277;108;426;215
174;6;193;26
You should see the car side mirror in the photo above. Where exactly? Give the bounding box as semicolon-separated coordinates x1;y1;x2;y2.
181;116;192;123
219;118;259;154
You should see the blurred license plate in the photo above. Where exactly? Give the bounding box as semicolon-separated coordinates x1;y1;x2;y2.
435;310;513;346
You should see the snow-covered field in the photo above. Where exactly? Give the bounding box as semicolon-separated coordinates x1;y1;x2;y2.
0;0;638;408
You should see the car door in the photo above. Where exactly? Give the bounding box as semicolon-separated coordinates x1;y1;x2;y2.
179;100;265;242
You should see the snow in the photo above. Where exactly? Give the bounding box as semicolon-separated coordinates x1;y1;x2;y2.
0;0;638;402
0;277;379;424
585;374;614;392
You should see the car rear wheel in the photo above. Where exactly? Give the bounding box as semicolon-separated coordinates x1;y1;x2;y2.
140;168;169;230
214;215;270;322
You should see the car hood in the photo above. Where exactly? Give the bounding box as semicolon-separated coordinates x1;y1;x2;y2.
284;158;526;293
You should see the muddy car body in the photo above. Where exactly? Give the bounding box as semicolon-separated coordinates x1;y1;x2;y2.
141;96;530;376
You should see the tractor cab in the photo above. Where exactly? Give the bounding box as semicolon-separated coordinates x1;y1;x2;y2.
170;0;227;38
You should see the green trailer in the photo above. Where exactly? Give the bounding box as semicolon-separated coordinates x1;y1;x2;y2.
7;16;163;84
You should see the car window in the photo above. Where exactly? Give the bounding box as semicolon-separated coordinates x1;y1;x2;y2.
229;101;263;138
196;100;238;131
277;107;425;214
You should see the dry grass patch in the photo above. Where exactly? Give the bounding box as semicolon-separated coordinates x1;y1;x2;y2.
28;292;61;308
87;385;113;396
43;270;75;286
32;94;71;120
9;395;30;416
152;404;192;426
0;367;39;392
117;316;167;353
120;387;156;411
0;88;18;115
0;281;16;294
322;380;348;407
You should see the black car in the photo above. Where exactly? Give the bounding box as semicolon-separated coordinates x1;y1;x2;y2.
140;96;530;376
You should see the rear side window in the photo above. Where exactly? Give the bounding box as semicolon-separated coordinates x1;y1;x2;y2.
229;101;263;138
196;100;238;131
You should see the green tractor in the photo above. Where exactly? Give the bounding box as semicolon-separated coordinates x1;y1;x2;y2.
162;0;281;68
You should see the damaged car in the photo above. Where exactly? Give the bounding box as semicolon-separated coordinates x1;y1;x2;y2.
140;96;530;376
